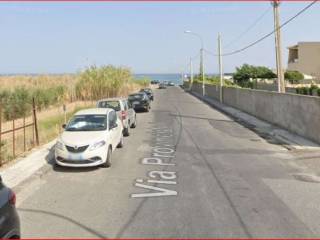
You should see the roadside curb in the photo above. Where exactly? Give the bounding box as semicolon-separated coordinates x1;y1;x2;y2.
0;139;56;189
184;88;320;151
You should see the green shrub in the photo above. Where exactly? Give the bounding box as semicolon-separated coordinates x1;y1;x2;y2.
0;85;66;120
317;88;320;97
302;87;309;95
309;84;318;96
285;71;304;84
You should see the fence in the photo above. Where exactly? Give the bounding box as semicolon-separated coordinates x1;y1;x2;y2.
0;98;39;166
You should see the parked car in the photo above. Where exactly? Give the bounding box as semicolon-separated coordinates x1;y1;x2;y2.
168;81;175;86
97;98;137;136
128;92;151;112
159;82;166;89
140;88;154;101
0;176;20;239
151;80;159;85
55;108;123;168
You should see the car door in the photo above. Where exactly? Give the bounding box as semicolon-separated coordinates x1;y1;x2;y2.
108;111;117;149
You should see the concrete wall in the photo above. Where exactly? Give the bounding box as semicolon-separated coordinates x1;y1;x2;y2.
188;83;320;144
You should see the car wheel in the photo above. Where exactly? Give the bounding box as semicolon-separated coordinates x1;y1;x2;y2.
101;147;112;168
124;126;130;136
131;116;137;128
117;134;124;148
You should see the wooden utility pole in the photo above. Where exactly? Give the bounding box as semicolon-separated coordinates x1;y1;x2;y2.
189;57;194;91
218;33;224;103
272;0;286;93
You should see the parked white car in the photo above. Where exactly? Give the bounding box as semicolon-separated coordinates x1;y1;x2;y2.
96;98;137;137
55;108;123;168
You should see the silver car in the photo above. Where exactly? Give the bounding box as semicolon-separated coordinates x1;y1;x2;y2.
97;98;137;136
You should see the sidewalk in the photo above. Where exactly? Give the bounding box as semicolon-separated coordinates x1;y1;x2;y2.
0;140;56;189
188;90;320;151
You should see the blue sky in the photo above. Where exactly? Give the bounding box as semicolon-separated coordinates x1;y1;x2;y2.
0;2;319;74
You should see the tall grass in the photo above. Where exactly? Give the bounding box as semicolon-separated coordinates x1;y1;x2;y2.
75;65;149;100
0;65;150;121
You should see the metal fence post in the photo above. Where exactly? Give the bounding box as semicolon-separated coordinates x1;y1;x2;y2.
32;98;39;146
12;114;15;159
23;115;26;152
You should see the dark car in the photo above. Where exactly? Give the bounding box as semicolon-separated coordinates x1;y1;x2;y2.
140;88;154;101
128;92;151;112
0;176;20;239
150;80;159;85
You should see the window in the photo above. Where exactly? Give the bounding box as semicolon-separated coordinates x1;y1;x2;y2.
98;101;121;111
66;115;107;131
108;111;117;128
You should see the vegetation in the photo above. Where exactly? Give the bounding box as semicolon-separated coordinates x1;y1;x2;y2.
75;65;149;100
0;65;149;121
295;84;319;96
0;85;67;120
284;70;304;84
233;64;276;88
193;74;235;86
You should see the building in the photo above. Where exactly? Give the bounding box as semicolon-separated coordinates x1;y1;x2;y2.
287;42;320;78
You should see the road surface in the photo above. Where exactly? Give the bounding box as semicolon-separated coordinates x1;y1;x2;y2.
17;86;320;238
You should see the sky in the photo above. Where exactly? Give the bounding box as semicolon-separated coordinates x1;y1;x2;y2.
0;1;319;74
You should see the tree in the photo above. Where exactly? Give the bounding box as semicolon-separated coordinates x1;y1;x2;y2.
233;64;276;88
284;70;304;84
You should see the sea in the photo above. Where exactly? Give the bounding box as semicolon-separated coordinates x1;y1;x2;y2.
134;74;183;85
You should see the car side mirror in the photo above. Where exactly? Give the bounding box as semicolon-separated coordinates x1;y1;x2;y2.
62;124;66;129
110;123;118;129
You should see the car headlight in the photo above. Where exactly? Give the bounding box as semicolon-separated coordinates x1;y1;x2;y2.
55;141;65;151
89;140;106;151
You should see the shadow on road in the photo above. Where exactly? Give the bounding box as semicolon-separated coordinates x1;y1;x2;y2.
18;208;108;238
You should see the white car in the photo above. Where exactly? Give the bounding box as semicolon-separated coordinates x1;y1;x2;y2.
97;98;137;137
55;108;123;168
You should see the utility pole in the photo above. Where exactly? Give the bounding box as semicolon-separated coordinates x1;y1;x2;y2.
189;57;194;91
184;30;205;95
272;0;285;93
200;48;205;96
218;33;223;103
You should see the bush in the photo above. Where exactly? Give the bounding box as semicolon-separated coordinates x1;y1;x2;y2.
317;88;320;97
0;85;66;120
285;71;304;84
309;84;318;96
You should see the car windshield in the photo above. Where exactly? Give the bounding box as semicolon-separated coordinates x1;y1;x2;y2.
98;101;121;111
66;114;107;131
128;94;144;100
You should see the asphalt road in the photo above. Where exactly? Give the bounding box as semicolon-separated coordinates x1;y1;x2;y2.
17;86;320;238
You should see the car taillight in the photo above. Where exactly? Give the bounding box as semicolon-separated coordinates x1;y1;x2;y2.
9;190;16;205
121;111;127;120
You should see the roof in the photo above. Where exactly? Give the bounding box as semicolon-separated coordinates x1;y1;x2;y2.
97;97;126;102
288;42;320;49
74;108;113;116
288;44;298;50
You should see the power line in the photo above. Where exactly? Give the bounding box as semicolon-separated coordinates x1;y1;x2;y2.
224;5;272;49
204;0;318;57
